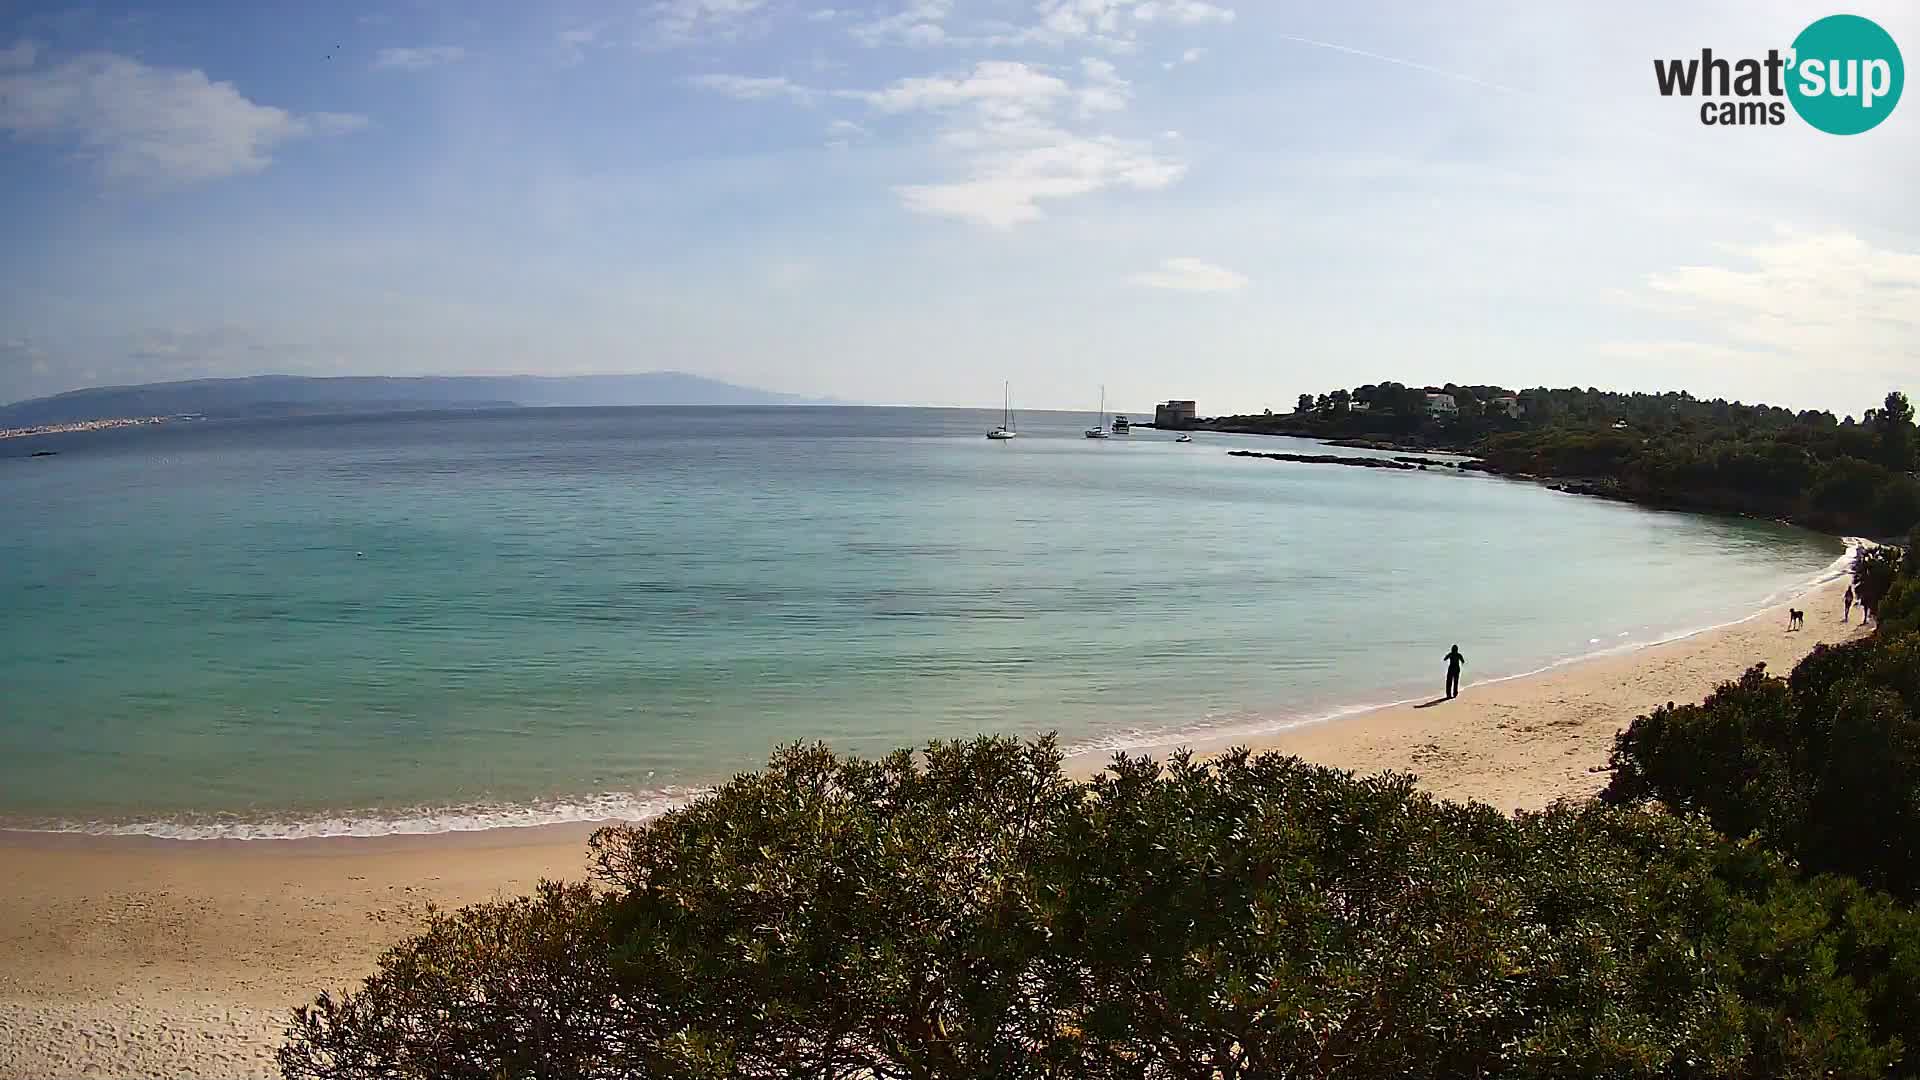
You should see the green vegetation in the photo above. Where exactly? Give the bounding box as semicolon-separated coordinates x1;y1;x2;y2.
1603;629;1920;900
286;678;1920;1079
1207;387;1920;538
1866;531;1920;635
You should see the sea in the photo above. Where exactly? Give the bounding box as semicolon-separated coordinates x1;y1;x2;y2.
0;406;1847;839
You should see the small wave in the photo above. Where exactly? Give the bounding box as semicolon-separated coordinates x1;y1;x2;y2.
8;788;705;841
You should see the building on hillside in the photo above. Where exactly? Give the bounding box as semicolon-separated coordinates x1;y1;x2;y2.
1424;392;1459;417
1155;400;1197;428
1489;395;1522;418
1350;401;1371;412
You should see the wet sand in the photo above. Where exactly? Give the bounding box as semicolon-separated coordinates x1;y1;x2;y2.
0;577;1867;1079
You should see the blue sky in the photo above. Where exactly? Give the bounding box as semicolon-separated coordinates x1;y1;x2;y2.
1;0;1915;415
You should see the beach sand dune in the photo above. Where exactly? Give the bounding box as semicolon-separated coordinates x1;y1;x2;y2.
0;578;1868;1080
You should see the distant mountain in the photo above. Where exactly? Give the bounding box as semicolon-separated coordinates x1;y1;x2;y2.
0;373;836;427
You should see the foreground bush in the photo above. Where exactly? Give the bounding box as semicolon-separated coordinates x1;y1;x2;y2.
1604;630;1920;900
1873;530;1920;635
283;737;1920;1079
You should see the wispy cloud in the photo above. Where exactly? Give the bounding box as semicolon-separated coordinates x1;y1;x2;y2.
997;0;1234;50
653;0;773;45
1077;57;1129;115
825;117;869;148
1131;257;1249;292
688;73;817;103
0;49;364;184
373;45;467;71
1271;33;1521;95
1609;228;1920;378
850;0;951;47
860;60;1181;228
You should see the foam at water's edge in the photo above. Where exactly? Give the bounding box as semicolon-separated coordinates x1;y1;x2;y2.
1059;538;1865;761
6;788;707;841
10;543;1863;841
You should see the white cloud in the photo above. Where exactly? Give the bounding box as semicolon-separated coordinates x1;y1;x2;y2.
1131;257;1250;292
1077;57;1129;114
900;133;1182;227
854;60;1070;114
1132;1;1234;26
373;46;467;71
0;50;365;184
853;60;1181;227
1163;46;1205;70
850;0;951;47
1610;228;1920;378
654;0;772;44
825;117;869;148
688;73;816;103
997;0;1234;50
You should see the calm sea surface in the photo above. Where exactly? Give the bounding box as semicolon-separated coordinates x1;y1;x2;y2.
0;406;1844;837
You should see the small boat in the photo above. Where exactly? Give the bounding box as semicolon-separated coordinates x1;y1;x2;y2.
1084;386;1110;439
1112;415;1131;435
1174;432;1193;443
987;382;1018;440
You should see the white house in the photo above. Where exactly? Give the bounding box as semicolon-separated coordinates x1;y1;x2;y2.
1489;395;1522;418
1425;393;1459;417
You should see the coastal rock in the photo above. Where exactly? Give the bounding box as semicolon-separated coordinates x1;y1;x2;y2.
1227;450;1419;470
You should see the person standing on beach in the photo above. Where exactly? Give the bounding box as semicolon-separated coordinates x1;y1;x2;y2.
1844;585;1855;623
1444;645;1466;700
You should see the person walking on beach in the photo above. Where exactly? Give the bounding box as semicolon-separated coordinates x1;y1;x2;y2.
1844;585;1855;623
1443;645;1466;700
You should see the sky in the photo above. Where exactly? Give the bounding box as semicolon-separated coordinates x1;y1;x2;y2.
1;0;1916;416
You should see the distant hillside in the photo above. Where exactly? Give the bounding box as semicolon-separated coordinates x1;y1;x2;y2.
0;373;832;427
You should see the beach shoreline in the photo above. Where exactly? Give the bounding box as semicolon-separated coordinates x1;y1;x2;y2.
0;573;1872;1080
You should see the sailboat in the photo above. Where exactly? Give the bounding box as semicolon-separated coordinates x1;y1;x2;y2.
1084;386;1110;439
987;382;1018;440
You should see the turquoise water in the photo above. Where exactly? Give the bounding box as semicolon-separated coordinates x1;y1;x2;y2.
0;407;1844;838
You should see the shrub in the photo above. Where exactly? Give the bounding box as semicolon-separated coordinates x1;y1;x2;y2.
1606;631;1920;900
285;737;1920;1079
1855;546;1906;621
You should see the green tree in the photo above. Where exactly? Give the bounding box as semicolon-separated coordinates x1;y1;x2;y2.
1296;393;1314;414
1854;545;1905;621
1873;390;1915;471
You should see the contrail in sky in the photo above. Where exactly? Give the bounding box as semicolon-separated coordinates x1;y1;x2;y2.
1273;33;1525;96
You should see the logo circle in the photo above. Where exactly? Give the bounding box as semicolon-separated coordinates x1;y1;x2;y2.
1787;14;1904;135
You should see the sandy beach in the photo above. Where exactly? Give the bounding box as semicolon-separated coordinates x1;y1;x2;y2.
0;576;1868;1080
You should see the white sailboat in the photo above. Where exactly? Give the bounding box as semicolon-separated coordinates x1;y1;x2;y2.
1084;386;1110;439
987;382;1018;440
